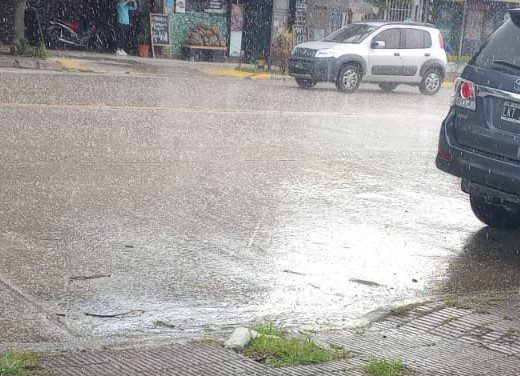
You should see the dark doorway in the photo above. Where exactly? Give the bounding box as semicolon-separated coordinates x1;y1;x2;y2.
27;0;117;50
25;6;45;45
243;0;273;62
27;0;155;52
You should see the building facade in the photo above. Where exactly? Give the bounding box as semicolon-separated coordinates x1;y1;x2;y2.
430;0;519;57
5;0;517;61
0;0;14;44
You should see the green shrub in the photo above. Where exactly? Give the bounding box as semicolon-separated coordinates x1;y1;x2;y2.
272;31;295;73
10;39;47;59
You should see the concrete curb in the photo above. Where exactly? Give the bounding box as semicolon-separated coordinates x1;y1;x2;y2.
201;67;457;86
0;55;96;73
0;54;149;75
0;52;459;87
0;55;51;70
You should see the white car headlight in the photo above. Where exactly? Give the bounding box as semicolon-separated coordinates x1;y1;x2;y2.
315;49;335;58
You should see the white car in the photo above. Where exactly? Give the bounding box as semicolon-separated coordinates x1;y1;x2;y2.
288;22;447;95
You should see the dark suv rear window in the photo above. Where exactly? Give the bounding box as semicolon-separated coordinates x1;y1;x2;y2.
472;21;520;73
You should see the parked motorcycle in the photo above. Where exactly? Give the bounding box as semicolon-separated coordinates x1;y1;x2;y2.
45;20;109;51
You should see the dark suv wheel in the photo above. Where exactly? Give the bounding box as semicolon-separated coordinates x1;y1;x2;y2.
295;78;316;89
470;195;520;229
336;64;361;93
419;68;442;95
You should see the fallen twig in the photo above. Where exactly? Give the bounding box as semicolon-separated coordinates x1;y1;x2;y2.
85;310;144;318
155;320;176;329
69;274;111;282
283;269;306;276
349;278;382;287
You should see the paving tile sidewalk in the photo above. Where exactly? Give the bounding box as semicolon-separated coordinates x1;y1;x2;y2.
41;292;520;376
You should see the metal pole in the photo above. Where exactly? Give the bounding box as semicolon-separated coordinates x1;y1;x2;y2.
458;0;466;60
150;13;155;58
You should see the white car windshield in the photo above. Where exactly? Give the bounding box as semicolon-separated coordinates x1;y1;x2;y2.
322;23;379;43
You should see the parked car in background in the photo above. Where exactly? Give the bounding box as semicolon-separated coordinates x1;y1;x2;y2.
436;9;520;229
288;21;447;95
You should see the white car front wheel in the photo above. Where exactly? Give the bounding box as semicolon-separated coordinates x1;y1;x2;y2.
420;69;442;95
336;64;361;93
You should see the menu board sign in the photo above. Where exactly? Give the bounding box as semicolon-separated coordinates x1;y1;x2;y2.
295;0;308;25
206;0;225;14
209;0;223;10
150;13;169;46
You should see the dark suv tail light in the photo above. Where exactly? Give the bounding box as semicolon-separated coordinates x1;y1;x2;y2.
453;78;476;111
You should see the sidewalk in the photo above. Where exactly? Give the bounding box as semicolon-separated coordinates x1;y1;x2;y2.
39;291;520;376
0;49;229;75
0;49;460;86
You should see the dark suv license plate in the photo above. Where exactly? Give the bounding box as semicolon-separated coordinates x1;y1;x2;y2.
501;101;520;123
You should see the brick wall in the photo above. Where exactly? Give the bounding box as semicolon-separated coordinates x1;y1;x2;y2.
0;0;14;43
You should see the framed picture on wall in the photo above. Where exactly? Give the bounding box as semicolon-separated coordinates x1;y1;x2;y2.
231;3;245;31
175;0;186;13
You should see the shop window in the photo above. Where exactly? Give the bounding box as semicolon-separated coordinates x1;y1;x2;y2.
186;0;208;12
313;28;325;41
185;0;225;13
330;12;344;32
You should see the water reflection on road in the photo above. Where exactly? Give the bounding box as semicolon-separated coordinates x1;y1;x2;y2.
1;70;519;349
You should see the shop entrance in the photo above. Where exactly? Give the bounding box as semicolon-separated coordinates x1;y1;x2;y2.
243;0;273;62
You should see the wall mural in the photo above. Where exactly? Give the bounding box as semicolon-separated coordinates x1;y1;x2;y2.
170;12;227;53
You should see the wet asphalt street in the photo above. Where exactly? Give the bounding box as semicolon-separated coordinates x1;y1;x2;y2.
1;65;520;351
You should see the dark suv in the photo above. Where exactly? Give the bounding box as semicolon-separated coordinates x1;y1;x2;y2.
436;9;520;229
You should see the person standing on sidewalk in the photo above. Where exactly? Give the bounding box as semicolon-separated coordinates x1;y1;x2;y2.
116;0;137;56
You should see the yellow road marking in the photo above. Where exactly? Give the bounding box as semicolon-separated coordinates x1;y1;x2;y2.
0;102;361;117
0;102;440;120
51;58;96;73
250;73;271;80
201;67;270;80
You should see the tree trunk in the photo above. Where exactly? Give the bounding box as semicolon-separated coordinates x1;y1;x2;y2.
13;0;27;43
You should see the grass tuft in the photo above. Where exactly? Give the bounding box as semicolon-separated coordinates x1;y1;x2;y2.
364;358;406;376
0;352;45;376
190;338;224;347
254;322;286;337
244;326;347;367
442;317;458;325
416;305;444;317
442;295;472;310
388;303;421;317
